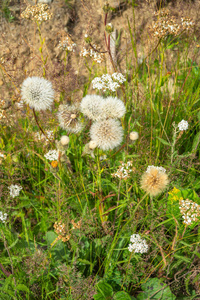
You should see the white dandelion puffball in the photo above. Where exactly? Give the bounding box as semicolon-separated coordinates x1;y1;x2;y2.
21;76;54;111
101;96;126;119
178;120;189;131
90;119;124;151
129;131;139;141
60;136;70;146
80;95;105;121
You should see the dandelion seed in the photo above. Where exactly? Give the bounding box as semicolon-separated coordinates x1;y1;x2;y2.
101;96;126;119
8;184;23;198
90;119;124;151
80;95;105;121
141;166;169;197
57;104;83;133
21;77;54;111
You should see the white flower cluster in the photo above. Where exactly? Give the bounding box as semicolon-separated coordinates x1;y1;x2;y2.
0;152;6;159
177;120;189;131
21;4;52;23
58;36;76;52
128;234;149;254
92;73;126;92
112;161;133;180
146;165;166;173
0;211;7;223
179;199;200;225
80;45;104;64
44;150;59;161
8;184;23;198
34;130;54;143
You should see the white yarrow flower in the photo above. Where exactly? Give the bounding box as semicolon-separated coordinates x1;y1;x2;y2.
0;212;7;223
21;76;54;111
178;120;189;131
44;150;59;161
128;234;148;254
8;184;23;198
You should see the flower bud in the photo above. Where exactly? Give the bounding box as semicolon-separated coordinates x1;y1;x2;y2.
129;131;139;141
60;135;70;146
89;140;97;150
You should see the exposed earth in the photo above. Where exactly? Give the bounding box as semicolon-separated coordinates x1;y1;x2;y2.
0;0;200;125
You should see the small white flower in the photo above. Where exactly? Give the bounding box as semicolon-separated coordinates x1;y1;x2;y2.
178;120;189;131
60;136;70;146
44;150;59;161
0;211;7;223
128;234;148;254
8;184;23;198
129;131;139;141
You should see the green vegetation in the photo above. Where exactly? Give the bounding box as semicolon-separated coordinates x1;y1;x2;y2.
0;1;200;299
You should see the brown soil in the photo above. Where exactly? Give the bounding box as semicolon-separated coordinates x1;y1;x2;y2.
0;0;200;124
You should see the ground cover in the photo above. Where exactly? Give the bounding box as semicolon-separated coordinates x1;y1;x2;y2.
0;0;200;299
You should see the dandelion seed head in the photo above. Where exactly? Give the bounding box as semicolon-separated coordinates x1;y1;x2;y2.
21;76;54;111
90;119;124;151
57;104;83;133
101;96;126;119
80;95;105;121
141;166;169;197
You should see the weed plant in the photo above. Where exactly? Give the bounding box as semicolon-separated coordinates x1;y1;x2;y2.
0;1;200;299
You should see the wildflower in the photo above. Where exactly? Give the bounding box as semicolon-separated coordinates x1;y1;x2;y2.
129;131;139;141
80;95;105;121
128;234;148;254
80;43;105;64
21;77;54;111
60;135;70;146
92;73;126;92
21;3;52;24
57;104;83;133
112;161;135;180
177;120;189;131
0;212;7;223
179;199;200;226
101;96;126;119
58;33;76;52
33;130;54;143
105;23;114;34
44;150;59;161
0;152;6;164
54;221;70;242
141;166;169;197
82;143;95;158
8;184;23;198
90;119;124;151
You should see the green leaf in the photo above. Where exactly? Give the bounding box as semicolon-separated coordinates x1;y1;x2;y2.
174;254;192;263
114;291;133;299
138;278;176;300
16;284;30;293
95;280;113;298
156;136;171;146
